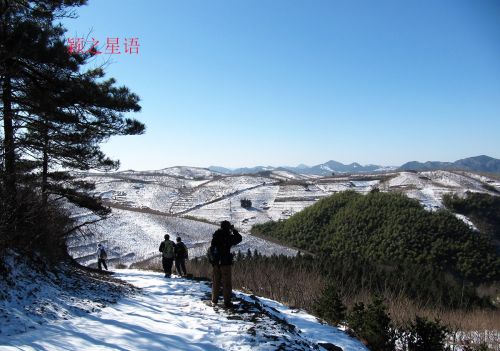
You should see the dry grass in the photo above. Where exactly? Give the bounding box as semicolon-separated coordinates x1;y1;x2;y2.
130;256;162;271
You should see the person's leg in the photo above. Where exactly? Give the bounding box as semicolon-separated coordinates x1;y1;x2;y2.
174;259;181;275
98;259;102;271
211;265;221;304
180;259;187;276
221;265;232;306
102;259;108;270
166;258;174;276
162;257;169;276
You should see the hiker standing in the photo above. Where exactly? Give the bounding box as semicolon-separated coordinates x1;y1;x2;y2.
174;236;188;277
159;234;176;277
210;220;242;307
97;243;108;271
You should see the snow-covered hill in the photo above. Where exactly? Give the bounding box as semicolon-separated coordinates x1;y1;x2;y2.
67;207;296;268
68;167;500;270
0;252;134;337
1;269;368;351
379;170;499;209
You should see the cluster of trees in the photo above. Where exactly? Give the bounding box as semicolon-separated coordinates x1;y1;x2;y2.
1;1;144;256
315;285;491;351
240;198;252;208
252;191;500;283
245;191;499;349
344;297;451;351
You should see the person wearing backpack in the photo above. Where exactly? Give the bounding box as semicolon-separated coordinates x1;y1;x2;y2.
97;243;108;271
174;236;188;277
159;234;175;277
209;220;242;308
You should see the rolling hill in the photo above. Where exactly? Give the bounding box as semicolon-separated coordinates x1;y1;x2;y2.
399;155;500;173
67;166;500;271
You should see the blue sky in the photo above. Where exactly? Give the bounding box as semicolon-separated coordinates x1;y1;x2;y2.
63;0;500;170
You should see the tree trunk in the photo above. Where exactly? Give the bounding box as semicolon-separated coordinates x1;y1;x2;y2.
41;120;49;206
2;71;17;210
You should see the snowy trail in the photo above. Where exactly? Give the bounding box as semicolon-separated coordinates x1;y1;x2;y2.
1;270;368;351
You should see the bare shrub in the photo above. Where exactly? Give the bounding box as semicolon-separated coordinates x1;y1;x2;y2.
0;188;74;262
134;253;499;349
130;256;162;271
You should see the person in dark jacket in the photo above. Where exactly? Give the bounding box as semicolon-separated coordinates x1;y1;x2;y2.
210;220;242;307
174;236;188;277
159;234;175;277
96;243;108;271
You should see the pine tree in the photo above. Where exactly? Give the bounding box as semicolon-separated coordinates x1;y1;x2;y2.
21;64;144;209
1;0;88;233
405;317;449;351
313;283;346;325
1;1;145;245
347;297;395;351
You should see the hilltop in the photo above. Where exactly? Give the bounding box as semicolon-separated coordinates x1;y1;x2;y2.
252;191;500;283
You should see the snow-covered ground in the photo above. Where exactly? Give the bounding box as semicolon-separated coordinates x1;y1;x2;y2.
0;252;133;338
379;171;499;210
1;269;368;351
68;167;500;270
67;208;295;268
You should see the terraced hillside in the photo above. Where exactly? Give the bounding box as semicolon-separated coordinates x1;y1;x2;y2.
68;167;500;269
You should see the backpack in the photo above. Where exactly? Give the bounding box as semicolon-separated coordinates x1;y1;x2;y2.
162;241;175;258
206;245;221;265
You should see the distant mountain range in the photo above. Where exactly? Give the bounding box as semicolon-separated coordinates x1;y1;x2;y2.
209;155;500;176
209;161;395;176
399;155;500;173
